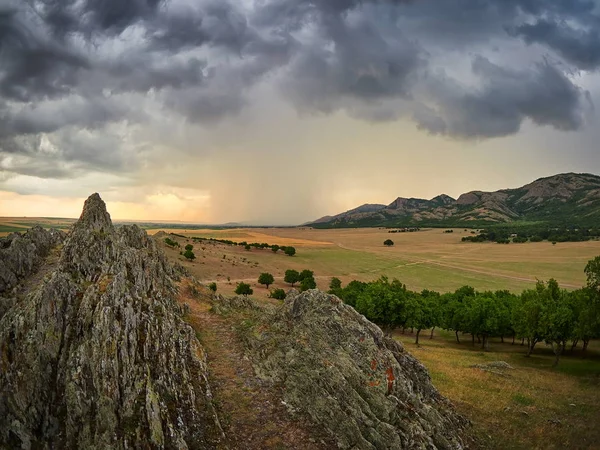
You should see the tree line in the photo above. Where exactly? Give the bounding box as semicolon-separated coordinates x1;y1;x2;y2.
191;236;296;256
328;256;600;367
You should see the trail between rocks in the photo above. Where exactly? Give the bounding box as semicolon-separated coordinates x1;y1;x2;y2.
179;287;332;450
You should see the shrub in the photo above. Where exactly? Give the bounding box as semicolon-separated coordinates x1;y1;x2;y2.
270;288;286;300
208;282;217;292
185;244;193;251
183;249;196;260
384;239;394;246
284;246;296;256
235;282;253;297
164;238;179;247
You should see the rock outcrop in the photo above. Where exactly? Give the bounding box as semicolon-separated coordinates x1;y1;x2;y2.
0;194;223;449
240;289;470;450
0;226;66;318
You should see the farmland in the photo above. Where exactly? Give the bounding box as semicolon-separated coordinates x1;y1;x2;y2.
150;227;600;296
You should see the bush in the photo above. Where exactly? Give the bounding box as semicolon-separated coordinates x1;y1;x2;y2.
164;238;179;247
329;277;342;291
284;246;296;256
245;244;251;251
185;244;194;251
235;282;253;297
271;245;280;253
270;288;286;300
384;239;394;246
183;249;196;260
258;272;275;288
208;282;217;292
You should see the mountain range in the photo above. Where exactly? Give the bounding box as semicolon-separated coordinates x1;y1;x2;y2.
308;173;600;228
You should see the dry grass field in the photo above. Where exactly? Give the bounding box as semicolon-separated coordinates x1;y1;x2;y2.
158;228;600;449
0;217;74;236
151;227;600;296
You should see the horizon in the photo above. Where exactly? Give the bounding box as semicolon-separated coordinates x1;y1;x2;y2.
2;1;600;223
1;170;597;226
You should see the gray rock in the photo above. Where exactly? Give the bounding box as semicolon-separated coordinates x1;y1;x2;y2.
243;289;470;450
0;226;66;296
0;193;224;449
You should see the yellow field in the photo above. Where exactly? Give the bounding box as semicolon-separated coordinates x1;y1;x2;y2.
0;217;75;236
153;227;600;296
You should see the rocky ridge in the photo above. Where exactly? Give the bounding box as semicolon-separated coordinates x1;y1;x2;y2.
0;226;66;319
308;172;600;227
219;290;470;449
0;194;223;449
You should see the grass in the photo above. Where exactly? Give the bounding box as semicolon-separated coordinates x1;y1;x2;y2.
396;329;600;450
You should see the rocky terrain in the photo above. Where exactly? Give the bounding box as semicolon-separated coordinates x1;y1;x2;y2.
308;172;600;227
0;193;470;449
0;194;223;449
0;226;66;319
216;291;470;449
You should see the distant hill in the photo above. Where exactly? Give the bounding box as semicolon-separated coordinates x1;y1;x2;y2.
307;173;600;228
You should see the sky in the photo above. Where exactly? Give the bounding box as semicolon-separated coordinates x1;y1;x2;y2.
0;0;599;225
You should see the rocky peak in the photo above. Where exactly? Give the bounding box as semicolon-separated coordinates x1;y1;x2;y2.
75;193;113;233
0;194;223;449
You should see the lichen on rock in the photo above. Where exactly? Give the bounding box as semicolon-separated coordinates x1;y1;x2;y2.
0;193;224;449
239;289;470;449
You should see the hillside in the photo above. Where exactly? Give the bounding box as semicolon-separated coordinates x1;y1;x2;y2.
308;173;600;228
0;194;470;449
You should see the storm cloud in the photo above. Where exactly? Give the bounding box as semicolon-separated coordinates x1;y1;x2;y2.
0;0;599;222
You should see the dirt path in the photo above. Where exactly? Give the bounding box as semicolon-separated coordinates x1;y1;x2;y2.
178;282;332;449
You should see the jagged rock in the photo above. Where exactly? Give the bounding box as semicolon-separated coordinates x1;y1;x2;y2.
243;289;470;450
0;226;66;319
0;194;223;449
0;226;66;295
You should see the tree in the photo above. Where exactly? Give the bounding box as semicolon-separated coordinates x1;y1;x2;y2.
208;282;217;292
383;239;394;247
271;245;280;253
355;277;406;336
284;246;296;256
300;276;317;292
235;282;253;297
258;272;275;289
329;277;342;295
185;244;193;251
513;282;547;357
183;249;196;260
284;269;300;287
270;288;286;300
298;269;314;281
244;244;251;251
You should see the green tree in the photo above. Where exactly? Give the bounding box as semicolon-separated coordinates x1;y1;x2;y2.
329;277;342;291
271;245;280;253
513;282;547;357
355;277;406;336
270;288;286;300
185;244;193;251
298;269;314;282
244;244;251;251
284;269;300;287
183;249;196;260
208;282;217;292
383;239;394;247
300;276;317;292
235;282;253;297
164;237;179;247
284;246;296;256
258;272;275;289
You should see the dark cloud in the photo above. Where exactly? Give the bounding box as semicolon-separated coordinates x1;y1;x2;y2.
418;57;586;138
514;19;600;70
0;0;598;183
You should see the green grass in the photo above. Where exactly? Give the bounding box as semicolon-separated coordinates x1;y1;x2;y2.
396;329;600;450
0;225;26;233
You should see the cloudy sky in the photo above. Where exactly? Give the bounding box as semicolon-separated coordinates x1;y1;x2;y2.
0;0;599;224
